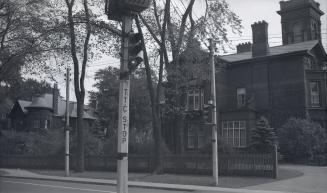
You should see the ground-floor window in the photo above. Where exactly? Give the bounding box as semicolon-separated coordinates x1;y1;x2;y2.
222;121;246;147
32;120;40;129
187;123;206;149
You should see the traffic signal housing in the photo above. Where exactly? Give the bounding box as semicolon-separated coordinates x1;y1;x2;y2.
202;103;214;124
128;33;143;72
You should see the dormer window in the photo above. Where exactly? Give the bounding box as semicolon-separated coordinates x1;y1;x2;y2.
186;88;204;111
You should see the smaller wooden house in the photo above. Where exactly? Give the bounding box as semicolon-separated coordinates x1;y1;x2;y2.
9;84;96;132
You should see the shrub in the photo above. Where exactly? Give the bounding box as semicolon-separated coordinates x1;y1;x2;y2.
0;130;28;155
250;116;277;153
103;126;171;155
0;129;64;155
278;117;327;164
71;128;104;156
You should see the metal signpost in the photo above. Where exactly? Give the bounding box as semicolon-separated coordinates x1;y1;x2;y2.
105;1;150;193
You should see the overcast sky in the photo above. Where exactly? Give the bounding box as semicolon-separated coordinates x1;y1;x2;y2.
59;0;327;102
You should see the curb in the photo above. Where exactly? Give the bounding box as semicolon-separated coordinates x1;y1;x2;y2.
0;175;192;192
0;174;293;193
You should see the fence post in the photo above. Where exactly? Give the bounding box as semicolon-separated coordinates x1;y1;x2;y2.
273;145;278;179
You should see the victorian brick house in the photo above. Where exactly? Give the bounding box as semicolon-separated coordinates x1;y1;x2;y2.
164;0;327;154
9;84;96;132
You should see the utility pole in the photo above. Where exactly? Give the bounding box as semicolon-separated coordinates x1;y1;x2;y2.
117;15;132;193
209;38;218;186
65;67;70;177
104;2;150;193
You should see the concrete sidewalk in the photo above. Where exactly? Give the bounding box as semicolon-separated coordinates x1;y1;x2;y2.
0;168;292;193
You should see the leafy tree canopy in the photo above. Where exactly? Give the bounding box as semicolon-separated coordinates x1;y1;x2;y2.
89;67;152;138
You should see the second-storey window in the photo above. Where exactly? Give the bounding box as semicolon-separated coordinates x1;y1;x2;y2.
187;88;204;111
309;81;320;107
237;88;246;108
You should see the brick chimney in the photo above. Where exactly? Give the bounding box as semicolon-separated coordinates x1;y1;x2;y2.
251;20;270;57
236;42;252;53
52;83;59;115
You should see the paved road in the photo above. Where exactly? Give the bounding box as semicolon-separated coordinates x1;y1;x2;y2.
0;177;193;193
246;165;327;193
0;177;263;193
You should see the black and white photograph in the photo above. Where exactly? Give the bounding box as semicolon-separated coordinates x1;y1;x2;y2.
0;0;326;193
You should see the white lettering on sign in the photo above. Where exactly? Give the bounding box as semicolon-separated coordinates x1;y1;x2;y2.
117;80;130;153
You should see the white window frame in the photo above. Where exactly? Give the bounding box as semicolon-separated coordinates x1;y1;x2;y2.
222;121;246;148
309;81;320;107
237;88;246;108
186;88;204;111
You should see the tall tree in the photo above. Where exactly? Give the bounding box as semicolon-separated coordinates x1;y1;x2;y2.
62;0;120;171
64;0;90;172
136;0;242;173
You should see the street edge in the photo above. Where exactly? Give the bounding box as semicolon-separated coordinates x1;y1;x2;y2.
0;175;193;192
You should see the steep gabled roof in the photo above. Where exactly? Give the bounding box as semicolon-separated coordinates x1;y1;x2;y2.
14;93;96;120
17;100;32;113
220;40;322;63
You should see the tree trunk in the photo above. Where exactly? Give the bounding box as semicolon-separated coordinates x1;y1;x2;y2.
136;18;163;174
75;96;85;172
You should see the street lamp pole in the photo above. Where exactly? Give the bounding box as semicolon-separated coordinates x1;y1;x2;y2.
209;38;218;186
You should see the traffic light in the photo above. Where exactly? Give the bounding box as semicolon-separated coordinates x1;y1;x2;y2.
128;33;143;72
105;0;151;21
202;103;213;124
